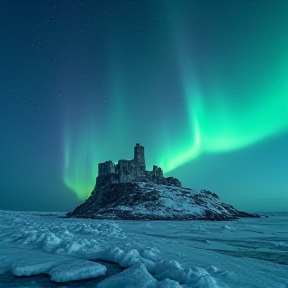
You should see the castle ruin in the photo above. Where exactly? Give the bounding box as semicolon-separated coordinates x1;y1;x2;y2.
96;143;181;188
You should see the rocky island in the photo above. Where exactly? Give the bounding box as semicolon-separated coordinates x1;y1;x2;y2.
67;143;256;220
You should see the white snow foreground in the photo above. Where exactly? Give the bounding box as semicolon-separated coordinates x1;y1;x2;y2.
0;210;287;288
0;248;106;282
0;211;216;287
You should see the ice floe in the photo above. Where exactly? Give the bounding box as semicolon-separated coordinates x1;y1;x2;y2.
0;210;287;287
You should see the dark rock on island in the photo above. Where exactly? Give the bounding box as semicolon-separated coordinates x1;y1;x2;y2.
67;143;258;220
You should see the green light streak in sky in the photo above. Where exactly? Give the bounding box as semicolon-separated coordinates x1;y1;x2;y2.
63;118;99;200
63;1;288;200
62;72;129;200
158;1;288;174
159;78;288;174
160;112;202;173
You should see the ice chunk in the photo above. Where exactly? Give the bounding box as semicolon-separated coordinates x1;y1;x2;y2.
152;259;218;285
12;260;60;276
96;247;125;263
42;232;62;252
97;263;155;288
119;249;154;268
49;259;106;282
95;247;156;271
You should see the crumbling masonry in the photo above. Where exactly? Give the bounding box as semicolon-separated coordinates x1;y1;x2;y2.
96;143;182;188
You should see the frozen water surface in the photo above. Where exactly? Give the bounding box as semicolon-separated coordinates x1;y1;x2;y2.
0;210;287;287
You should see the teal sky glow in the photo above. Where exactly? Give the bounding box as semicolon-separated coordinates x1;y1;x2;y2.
1;0;287;212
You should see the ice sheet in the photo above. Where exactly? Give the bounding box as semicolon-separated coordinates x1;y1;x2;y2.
0;210;287;287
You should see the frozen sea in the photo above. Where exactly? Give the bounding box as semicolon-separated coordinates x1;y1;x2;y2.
0;210;287;288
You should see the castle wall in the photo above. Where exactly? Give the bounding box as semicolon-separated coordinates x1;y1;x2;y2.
152;165;163;177
98;161;115;176
98;144;150;182
118;159;137;182
96;143;181;188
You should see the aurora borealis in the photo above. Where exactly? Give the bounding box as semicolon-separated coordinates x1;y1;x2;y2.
1;1;288;212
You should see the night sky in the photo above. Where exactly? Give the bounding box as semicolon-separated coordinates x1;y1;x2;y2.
1;0;287;212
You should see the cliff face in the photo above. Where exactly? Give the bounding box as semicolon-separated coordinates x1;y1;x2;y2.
67;143;258;220
67;182;255;220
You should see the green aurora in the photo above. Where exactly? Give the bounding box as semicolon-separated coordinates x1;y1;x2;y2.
62;1;288;201
1;0;287;212
63;79;288;201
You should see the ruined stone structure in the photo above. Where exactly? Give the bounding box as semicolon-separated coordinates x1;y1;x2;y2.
96;143;181;188
68;143;259;220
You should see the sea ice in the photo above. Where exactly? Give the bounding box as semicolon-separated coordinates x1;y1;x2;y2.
97;263;154;288
49;259;106;282
0;210;287;288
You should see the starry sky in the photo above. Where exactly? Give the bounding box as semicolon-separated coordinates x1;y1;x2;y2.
0;0;287;213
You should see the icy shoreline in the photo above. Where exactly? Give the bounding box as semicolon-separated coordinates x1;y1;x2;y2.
0;210;287;287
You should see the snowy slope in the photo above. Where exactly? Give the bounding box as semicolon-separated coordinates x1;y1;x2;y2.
0;210;287;288
68;182;256;220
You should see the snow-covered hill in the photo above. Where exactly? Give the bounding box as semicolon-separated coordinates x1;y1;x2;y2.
68;182;256;220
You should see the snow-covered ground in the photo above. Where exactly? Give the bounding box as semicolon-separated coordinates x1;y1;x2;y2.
0;210;287;288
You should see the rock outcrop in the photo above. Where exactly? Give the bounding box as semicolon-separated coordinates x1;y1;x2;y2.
67;144;257;220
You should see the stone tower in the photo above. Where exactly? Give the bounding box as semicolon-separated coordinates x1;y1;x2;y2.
95;143;182;188
134;143;146;176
